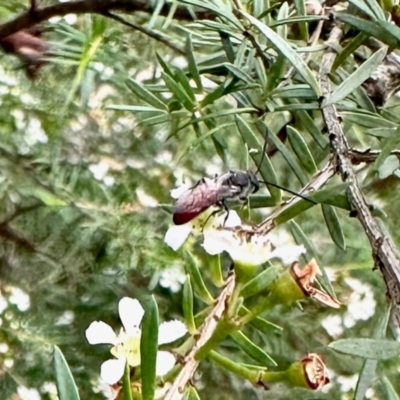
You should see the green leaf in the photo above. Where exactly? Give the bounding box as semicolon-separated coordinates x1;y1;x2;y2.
126;78;168;110
332;33;368;72
381;377;400;400
223;63;257;85
230;331;277;366
240;10;321;96
329;338;400;360
287;126;318;174
293;0;308;41
185;34;203;91
235;116;281;203
348;0;379;19
290;102;329;149
140;296;159;400
122;362;133;400
354;306;391;400
341;110;397;128
180;0;244;29
276;1;289;39
183;275;197;334
183;250;214;304
378;155;399;179
106;105;167;114
336;13;400;48
182;386;201;400
162;72;195;112
219;31;236;63
289;221;336;299
322;204;346;250
248;315;283;334
271;84;318;100
53;345;80;400
241;265;279;298
156;52;175;78
175;68;196;102
259;123;308;186
325;47;387;105
269;15;327;27
373;125;400;170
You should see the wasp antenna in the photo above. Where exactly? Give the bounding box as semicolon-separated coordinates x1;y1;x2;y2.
258;180;317;204
254;127;269;176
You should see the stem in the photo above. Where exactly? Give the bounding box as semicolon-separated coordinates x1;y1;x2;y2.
239;294;275;325
194;319;236;360
122;361;133;400
208;350;261;382
227;281;244;318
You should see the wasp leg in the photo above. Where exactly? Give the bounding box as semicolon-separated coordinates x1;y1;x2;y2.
201;208;221;232
221;201;230;226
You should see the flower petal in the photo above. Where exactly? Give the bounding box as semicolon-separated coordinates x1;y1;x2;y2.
85;321;117;345
158;320;187;345
156;351;177;376
164;224;192;251
203;225;272;266
100;358;126;385
118;297;145;334
270;244;306;264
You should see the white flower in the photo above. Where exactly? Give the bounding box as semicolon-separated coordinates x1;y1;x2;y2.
86;297;187;385
159;266;186;293
202;211;305;266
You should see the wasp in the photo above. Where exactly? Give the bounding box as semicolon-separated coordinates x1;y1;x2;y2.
172;169;316;225
173;170;259;225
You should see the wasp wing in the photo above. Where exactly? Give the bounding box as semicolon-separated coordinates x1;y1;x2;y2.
173;179;229;225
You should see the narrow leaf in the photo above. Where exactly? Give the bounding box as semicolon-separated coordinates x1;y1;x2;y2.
289;221;336;299
107;105;167;114
322;204;346;251
185;34;203;91
183;275;197;334
53;345;80;400
325;47;387;105
231;331;277;366
241;265;279;298
162;72;194;112
140;296;159;400
329;338;400;360
354;306;391;400
332;32;368;72
182;386;201;400
260;123;309;186
126;78;168;110
240;11;321;96
291;102;329;149
183;250;214;304
381;377;400;400
287;126;318;174
235;116;281;203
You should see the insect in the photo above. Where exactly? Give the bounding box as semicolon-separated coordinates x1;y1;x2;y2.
172;168;316;225
173;170;260;225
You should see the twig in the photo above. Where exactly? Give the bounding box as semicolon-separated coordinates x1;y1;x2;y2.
347;148;400;164
102;11;185;55
319;24;400;326
256;160;337;234
165;273;236;400
0;0;212;40
282;7;326;81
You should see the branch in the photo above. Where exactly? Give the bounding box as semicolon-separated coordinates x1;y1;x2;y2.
319;24;400;326
0;0;213;40
347;148;400;164
165;273;236;400
103;11;185;55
